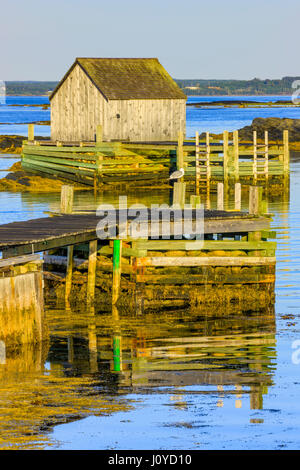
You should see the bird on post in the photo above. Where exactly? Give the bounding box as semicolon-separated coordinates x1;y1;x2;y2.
169;168;185;181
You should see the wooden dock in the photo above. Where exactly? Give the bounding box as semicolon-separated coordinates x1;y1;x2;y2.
0;184;277;313
22;126;289;192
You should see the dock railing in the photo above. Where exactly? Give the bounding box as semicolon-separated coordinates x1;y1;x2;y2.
22;126;289;190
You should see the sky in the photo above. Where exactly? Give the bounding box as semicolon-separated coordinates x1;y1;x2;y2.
0;0;299;81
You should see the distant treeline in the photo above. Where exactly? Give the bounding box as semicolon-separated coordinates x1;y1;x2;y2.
4;76;300;96
5;81;58;96
175;77;300;96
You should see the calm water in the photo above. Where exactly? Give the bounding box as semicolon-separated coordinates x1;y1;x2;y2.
0;96;50;136
2;94;300;138
0;97;300;450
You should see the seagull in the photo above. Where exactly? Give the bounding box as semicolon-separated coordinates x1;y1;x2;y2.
169;168;185;181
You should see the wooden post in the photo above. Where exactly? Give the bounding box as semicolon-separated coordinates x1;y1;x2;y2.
249;186;263;215
94;153;103;191
190;195;201;208
195;131;200;195
234;182;241;211
233;130;239;182
253;131;257;184
112;239;122;305
173;181;186;207
177;131;184;170
60;185;74;302
263;130;269;182
28;124;34;142
283;130;289;174
65;245;74;302
60;185;74;214
96;124;103;144
223;131;229;183
217;182;224;211
206;132;211;180
87;240;98;304
113;334;122;372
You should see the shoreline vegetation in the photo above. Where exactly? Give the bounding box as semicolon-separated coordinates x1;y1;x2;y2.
4;76;300;96
187;99;299;107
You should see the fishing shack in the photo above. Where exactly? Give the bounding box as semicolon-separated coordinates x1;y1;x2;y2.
50;57;186;142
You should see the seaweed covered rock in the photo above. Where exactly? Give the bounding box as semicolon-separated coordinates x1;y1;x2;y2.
0;135;49;153
238;117;300;142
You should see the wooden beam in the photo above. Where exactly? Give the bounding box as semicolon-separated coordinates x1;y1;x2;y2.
136;256;276;267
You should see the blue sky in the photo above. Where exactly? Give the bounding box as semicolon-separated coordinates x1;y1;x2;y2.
1;0;299;80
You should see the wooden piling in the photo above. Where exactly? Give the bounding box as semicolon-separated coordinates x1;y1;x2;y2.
173;181;186;207
87;240;98;304
112;239;122;305
234;183;241;211
28;124;34;142
217;182;224;211
233;130;239;182
223;131;229;183
65;245;74;302
283;129;289;174
94;153;103;190
264;131;269;181
60;185;74;214
190;195;201;208
177;131;184;170
195;131;200;195
60;185;74;302
253;131;257;184
206;132;211;180
249;186;263;215
113;334;122;372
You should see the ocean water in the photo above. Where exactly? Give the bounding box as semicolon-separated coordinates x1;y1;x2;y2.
1;94;300;138
0;96;300;450
0;96;50;136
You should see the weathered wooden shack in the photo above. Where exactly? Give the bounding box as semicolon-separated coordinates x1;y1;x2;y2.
50;58;186;142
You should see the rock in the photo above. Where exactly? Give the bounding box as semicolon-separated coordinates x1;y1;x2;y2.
238;117;300;142
0;135;49;153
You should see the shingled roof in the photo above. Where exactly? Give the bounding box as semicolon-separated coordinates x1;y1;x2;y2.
50;58;186;101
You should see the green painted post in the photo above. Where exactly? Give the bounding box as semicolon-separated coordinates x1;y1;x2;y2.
113;335;122;372
112;239;122;304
